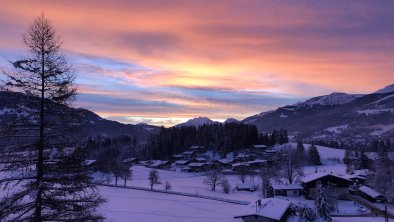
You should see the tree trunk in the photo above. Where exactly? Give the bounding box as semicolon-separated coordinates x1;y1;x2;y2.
35;36;45;222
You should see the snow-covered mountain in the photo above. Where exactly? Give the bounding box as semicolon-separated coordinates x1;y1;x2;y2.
224;118;240;124
243;84;394;142
374;84;394;94
295;92;363;107
175;117;217;127
0;91;159;142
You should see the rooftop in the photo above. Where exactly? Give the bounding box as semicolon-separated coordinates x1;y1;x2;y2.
234;198;291;221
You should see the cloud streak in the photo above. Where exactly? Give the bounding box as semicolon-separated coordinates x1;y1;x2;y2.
0;0;393;126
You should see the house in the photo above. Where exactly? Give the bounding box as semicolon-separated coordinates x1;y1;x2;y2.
213;159;232;169
253;144;267;149
182;150;197;159
359;186;387;203
147;160;171;169
172;154;184;161
187;162;209;172
121;157;139;165
234;198;291;222
192;157;206;163
272;184;304;197
301;172;353;199
248;159;267;169
236;183;258;192
232;162;250;172
174;159;192;166
187;145;207;154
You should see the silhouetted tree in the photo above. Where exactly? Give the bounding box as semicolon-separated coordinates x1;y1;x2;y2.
308;144;321;165
148;169;160;190
204;169;223;191
0;13;104;221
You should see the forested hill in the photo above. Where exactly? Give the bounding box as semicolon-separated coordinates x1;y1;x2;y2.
144;123;288;159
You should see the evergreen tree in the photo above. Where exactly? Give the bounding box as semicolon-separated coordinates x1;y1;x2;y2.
0;14;104;221
296;140;306;164
308;144;321;165
314;181;332;221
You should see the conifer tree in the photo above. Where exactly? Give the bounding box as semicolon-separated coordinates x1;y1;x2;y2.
308;144;321;165
0;14;104;221
314;181;332;222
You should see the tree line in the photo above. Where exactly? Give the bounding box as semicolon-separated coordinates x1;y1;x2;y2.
144;123;288;159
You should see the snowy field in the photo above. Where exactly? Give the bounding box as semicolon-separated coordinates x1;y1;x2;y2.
99;186;243;222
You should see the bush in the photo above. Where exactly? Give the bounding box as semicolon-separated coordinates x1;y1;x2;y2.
220;179;231;194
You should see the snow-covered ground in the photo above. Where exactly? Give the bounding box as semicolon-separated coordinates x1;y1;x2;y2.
99;186;243;222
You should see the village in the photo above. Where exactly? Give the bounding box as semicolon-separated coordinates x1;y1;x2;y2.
86;143;394;222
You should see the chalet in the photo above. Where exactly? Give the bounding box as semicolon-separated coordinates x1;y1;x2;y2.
213;159;232;169
234;154;256;162
174;160;192;166
192;157;206;163
83;159;97;167
232;162;250;172
182;150;197;159
147;160;171;169
359;186;387;203
272;184;304;197
248;159;267;169
121;157;139;165
187;162;209;172
234;198;291;222
236;183;257;192
253;144;267;149
172;154;184;161
187;145;207;154
301;172;353;199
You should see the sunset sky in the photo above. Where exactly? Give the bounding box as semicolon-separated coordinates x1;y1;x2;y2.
1;1;393;126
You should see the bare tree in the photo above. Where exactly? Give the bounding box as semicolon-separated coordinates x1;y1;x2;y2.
221;178;231;194
280;146;304;184
148;169;160;190
0;14;104;221
204;169;223;191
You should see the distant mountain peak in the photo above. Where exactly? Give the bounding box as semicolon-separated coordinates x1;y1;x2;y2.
224;118;239;123
175;117;216;127
296;92;361;107
374;84;394;94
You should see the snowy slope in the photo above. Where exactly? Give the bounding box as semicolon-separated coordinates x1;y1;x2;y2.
374;84;394;94
295;93;362;107
224;118;240;124
175;117;217;127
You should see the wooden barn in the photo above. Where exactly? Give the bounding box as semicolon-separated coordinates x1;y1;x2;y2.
359;186;387;203
301;172;353;199
234;198;291;222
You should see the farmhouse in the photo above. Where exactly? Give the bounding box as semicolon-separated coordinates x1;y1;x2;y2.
187;162;209;172
359;186;387;203
121;157;139;165
147;160;171;169
236;183;257;192
301;172;352;198
234;198;291;222
174;159;192;166
272;184;303;197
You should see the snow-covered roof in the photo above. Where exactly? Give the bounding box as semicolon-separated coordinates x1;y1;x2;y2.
149;160;169;167
193;158;206;162
232;162;250;167
216;158;232;164
253;145;267;149
248;159;267;164
83;159;96;166
172;154;183;158
182;151;196;155
188;162;206;167
301;172;351;184
189;145;204;150
174;160;190;165
359;186;385;199
272;184;303;190
234;198;291;221
236;183;256;189
121;157;137;163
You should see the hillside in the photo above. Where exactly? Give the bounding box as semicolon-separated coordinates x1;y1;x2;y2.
243;85;394;142
0;91;158;142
